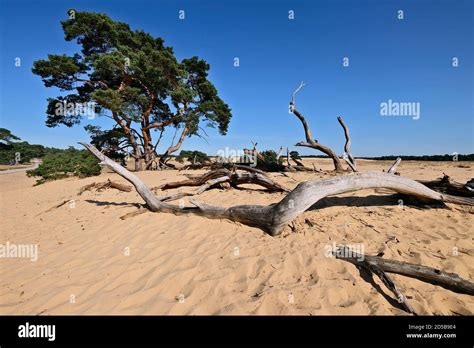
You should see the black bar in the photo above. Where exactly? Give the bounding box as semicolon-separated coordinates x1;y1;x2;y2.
0;315;472;346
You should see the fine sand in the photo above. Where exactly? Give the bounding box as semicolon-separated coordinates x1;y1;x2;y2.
0;159;473;315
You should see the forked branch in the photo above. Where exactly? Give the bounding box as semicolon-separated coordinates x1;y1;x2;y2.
289;83;344;172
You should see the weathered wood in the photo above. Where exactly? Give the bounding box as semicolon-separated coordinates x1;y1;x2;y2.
289;82;344;172
159;169;231;190
107;180;132;192
276;146;283;160
334;246;416;314
291;157;305;168
334;245;474;315
387;158;402;174
227;164;269;176
312;163;321;173
159;126;188;168
157;176;231;202
337;116;357;172
81;143;474;236
418;175;474;197
386;162;473;201
157;168;289;193
78;179;132;195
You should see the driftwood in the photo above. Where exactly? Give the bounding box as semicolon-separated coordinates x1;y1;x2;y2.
385;160;473;200
289;82;344;172
211;163;269;176
80;143;474;236
157;168;290;193
334;245;474;314
289;164;315;172
243;141;265;163
288;154;315;172
78;179;132;195
179;159;214;171
418;174;474;198
230;164;269;175
156;176;231;202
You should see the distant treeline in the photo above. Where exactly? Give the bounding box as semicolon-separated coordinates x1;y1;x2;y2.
0;141;61;164
0;137;100;184
357;154;474;161
176;152;474;161
1;138;472;165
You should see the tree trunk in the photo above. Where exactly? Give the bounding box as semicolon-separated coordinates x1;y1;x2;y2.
159;126;188;168
133;146;144;171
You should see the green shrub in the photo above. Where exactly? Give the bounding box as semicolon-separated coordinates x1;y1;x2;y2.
255;149;284;171
289;151;301;160
27;147;100;185
175;150;210;164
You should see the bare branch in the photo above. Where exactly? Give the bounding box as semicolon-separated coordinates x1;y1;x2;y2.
291;81;306;105
337;116;357;172
387;158;402;174
289;84;344;172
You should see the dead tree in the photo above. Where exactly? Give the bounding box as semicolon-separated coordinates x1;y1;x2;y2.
289;82;345;172
81;142;474;237
156;168;290;193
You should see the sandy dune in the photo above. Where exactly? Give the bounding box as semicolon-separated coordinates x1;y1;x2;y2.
0;159;473;315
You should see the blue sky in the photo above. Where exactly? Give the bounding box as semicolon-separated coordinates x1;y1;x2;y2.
0;0;472;156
